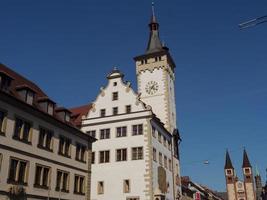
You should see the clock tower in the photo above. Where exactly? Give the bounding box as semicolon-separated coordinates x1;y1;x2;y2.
134;4;177;133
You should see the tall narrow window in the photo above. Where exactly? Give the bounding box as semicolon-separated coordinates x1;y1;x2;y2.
164;155;168;168
34;164;51;188
159;152;163;166
169;159;172;171
153;148;157;162
112;92;118;101
76;143;86;162
132;147;143;160
98;181;104;194
8;158;28;185
132;124;143;136
163;137;167;147
58;136;71;157
126;105;131;113
99;151;110;163
0;153;3;173
56;170;69;192
100;129;110;139
38;127;53;151
91;152;95;164
13;118;32;143
74;175;85;194
116;126;127;137
152;126;156;138
0;110;7;135
158;132;162;143
123;179;130;193
116;149;127;161
113;107;118;115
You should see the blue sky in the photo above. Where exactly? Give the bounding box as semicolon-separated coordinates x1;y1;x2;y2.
1;0;267;191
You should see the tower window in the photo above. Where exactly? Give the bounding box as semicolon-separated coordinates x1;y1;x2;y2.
98;181;104;194
227;169;232;175
113;82;117;86
123;179;130;193
245;168;250;174
112;92;118;101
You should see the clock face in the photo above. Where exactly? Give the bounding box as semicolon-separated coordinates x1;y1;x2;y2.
145;81;159;95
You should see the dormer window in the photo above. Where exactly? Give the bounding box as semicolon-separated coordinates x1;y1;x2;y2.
112;92;118;101
55;108;71;122
0;72;13;92
16;85;35;105
38;97;55;115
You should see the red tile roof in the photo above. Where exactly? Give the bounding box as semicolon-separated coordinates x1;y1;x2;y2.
70;104;92;127
0;63;77;127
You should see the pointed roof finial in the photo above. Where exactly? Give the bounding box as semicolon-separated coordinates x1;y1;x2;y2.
151;1;156;23
225;149;234;169
242;148;252;168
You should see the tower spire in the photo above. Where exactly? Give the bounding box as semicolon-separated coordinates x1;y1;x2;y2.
225;150;234;169
146;1;163;54
242;149;252;168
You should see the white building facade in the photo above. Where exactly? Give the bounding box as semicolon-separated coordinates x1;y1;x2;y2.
0;63;95;200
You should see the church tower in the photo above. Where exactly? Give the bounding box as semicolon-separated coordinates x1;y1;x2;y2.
225;150;237;200
243;150;256;200
134;3;177;133
255;167;263;200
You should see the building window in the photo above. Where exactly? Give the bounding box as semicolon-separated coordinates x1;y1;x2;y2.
91;152;95;164
163;137;167;147
112;92;118;101
87;130;96;138
0;110;7;135
153;148;157;162
116;126;127;137
132;147;143;160
145;59;148;64
38;127;53;151
76;143;86;162
158;132;162;143
100;129;110;139
34;164;51;189
56;170;69;192
116;148;127;161
164;155;168;168
152;126;156;138
245;168;250;174
127;198;140;200
123;179;130;193
113;82;117;86
0;153;2;175
168;141;171;151
74;175;85;195
132;124;143;136
13;117;32;144
126;105;131;113
159;152;163;166
113;107;118;115
98;181;104;194
100;109;106;117
99;150;110;163
58;136;71;158
169;159;172;171
227;169;232;175
141;60;144;65
8;158;28;185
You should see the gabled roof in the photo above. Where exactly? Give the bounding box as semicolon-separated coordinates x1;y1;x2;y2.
242;149;252;168
225;150;234;169
70;104;92;127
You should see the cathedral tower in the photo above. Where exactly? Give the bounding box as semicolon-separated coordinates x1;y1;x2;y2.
225;150;237;200
255;167;263;200
243;150;256;200
134;3;177;133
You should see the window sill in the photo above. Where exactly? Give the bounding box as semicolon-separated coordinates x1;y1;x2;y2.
37;144;53;153
33;184;49;190
7;179;28;186
74;191;85;196
12;136;32;145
